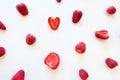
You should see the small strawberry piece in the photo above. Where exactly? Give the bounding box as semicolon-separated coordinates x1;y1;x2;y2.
106;6;116;15
44;52;60;70
26;34;36;45
56;0;62;3
0;46;6;57
16;3;29;16
72;10;83;23
0;21;6;30
11;70;25;80
95;30;109;39
79;69;89;80
48;17;60;30
105;58;118;69
75;42;86;54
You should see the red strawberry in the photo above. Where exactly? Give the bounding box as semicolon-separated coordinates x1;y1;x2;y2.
72;10;83;23
26;34;36;45
106;6;116;15
95;30;109;39
48;17;60;30
79;69;89;80
11;70;25;80
44;52;60;70
105;58;118;69
16;3;29;16
75;42;86;54
0;21;6;30
56;0;62;3
0;46;6;57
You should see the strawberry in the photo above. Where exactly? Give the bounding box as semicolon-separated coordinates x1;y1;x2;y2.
79;69;89;80
0;46;6;57
44;52;60;70
95;30;109;39
72;10;83;23
0;21;6;30
26;34;36;45
16;3;29;16
106;6;116;15
11;70;25;80
75;42;86;54
56;0;62;3
105;58;118;69
48;17;60;30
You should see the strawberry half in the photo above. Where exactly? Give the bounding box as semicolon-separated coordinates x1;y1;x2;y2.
72;10;83;23
48;17;60;30
16;3;29;16
79;69;89;80
44;52;60;70
105;58;118;69
11;70;25;80
75;42;86;54
0;21;6;30
95;30;109;39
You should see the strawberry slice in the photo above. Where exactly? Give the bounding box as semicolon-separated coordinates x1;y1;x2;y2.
72;10;83;23
11;70;25;80
0;46;6;57
16;3;29;16
44;52;60;70
48;17;60;30
75;42;86;54
26;34;36;45
95;30;109;39
0;21;6;30
106;6;116;15
105;58;118;69
79;69;89;80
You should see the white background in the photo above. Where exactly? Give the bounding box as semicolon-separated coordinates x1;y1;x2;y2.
0;0;120;80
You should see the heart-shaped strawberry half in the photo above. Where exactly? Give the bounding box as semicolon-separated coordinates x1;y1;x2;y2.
48;17;60;30
44;52;60;70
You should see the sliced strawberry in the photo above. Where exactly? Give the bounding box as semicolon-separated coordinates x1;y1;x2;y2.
16;3;29;16
79;69;89;80
0;21;6;30
26;34;36;45
75;42;86;54
0;46;6;57
11;70;25;80
48;17;60;30
105;58;118;69
44;52;60;70
95;30;109;39
72;10;83;23
106;6;116;15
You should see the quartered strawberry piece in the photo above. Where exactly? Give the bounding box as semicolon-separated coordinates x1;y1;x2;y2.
75;42;86;54
106;6;116;15
72;10;83;23
11;70;25;80
95;30;109;39
0;21;6;30
16;3;29;16
26;34;36;45
0;46;6;57
48;17;60;30
79;69;89;80
105;58;118;69
44;52;60;70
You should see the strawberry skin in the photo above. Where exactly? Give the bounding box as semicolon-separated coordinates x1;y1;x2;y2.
44;52;60;70
95;30;109;39
105;58;118;69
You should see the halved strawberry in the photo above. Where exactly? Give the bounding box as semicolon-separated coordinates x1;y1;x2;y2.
44;52;60;70
0;21;6;30
75;42;86;54
95;30;109;39
48;17;60;30
11;70;25;80
105;58;118;69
